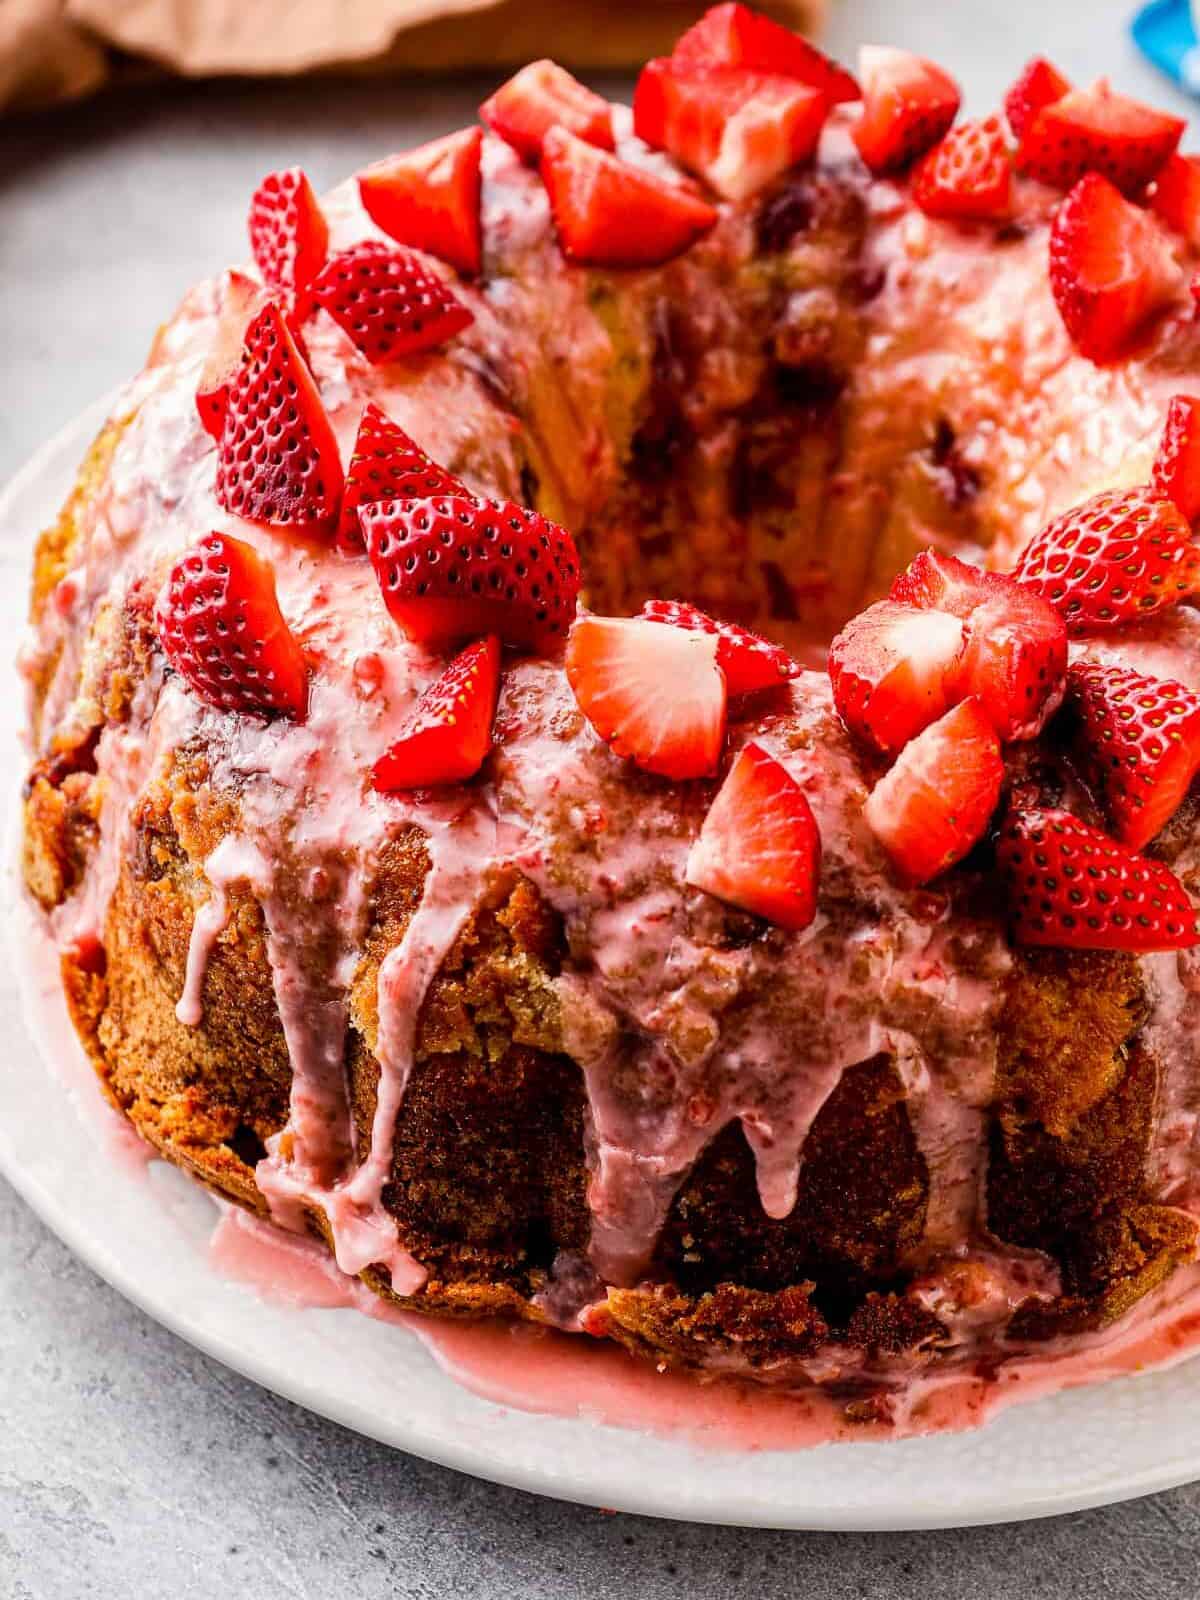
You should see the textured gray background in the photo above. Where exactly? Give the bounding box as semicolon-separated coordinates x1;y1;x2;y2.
4;2;1200;1593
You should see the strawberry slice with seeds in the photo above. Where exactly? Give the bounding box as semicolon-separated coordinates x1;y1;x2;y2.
827;598;965;756
481;59;614;162
1017;79;1184;195
1048;173;1180;363
671;3;859;104
639;598;798;697
565;614;726;779
862;698;1003;885
997;807;1199;951
1003;56;1071;141
310;242;473;365
1067;659;1200;849
1151;153;1200;249
911;116;1013;223
685;741;820;929
215;301;344;531
156;531;308;719
851;46;961;177
362;494;581;653
247;168;329;314
1152;394;1200;526
540;126;718;267
196;269;273;441
358;127;483;278
373;635;500;791
1013;483;1200;634
337;403;465;554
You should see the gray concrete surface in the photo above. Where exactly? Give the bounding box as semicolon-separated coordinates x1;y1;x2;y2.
5;2;1200;1592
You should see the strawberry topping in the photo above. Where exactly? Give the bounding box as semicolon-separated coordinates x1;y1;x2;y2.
358;127;484;278
828;599;964;756
1003;56;1071;142
196;269;272;442
639;598;798;697
310;242;473;365
337;403;464;554
1151;152;1200;250
1152;394;1200;526
671;3;859;104
481;59;614;161
373;635;500;791
1017;79;1184;196
247;168;329;314
851;46;961;177
911;116;1013;223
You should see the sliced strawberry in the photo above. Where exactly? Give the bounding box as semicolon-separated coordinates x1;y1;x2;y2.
634;60;828;202
1003;56;1071;142
1152;394;1200;526
828;599;964;757
1013;483;1200;634
156;532;307;719
310;242;473;365
196;269;272;441
685;741;820;929
851;46;960;177
565;614;726;779
639;598;798;697
671;2;859;104
362;494;581;652
1017;79;1184;195
247;168;328;313
337;403;464;554
997;807;1199;951
1048;173;1180;363
481;59;614;162
373;635;499;791
358;127;483;278
215;301;343;531
1151;152;1200;249
540;126;718;267
911;116;1013;223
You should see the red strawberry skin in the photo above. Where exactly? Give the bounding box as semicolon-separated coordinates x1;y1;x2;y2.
247;168;328;311
851;46;961;177
1152;153;1200;250
481;59;614;161
1152;393;1200;526
685;741;820;930
373;635;500;791
1017;80;1184;196
363;494;581;652
337;403;464;554
358;128;483;278
997;807;1199;951
196;269;271;442
828;598;964;756
156;532;308;718
639;598;798;697
671;2;859;104
311;242;473;365
215;301;344;531
1003;56;1071;141
911;117;1013;223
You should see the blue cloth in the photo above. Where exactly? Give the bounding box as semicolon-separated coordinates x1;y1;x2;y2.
1132;0;1200;94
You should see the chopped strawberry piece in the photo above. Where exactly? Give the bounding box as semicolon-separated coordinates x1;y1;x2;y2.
851;46;960;177
362;494;581;653
540;126;718;267
337;404;464;554
671;3;859;103
215;301;344;531
1003;56;1071;141
862;699;1003;886
828;599;964;756
373;635;500;791
1017;79;1184;196
1152;394;1200;526
1048;172;1180;363
1151;153;1200;249
565;614;727;779
997;807;1199;951
196;269;272;441
358;128;483;278
156;532;307;719
1013;483;1200;634
639;598;798;697
481;59;614;162
310;242;473;365
634;60;828;201
247;168;328;314
685;741;820;929
911;116;1013;223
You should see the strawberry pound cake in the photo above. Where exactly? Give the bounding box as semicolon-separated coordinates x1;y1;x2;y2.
22;6;1200;1422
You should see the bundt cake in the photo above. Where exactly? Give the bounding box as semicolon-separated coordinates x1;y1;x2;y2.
23;7;1200;1422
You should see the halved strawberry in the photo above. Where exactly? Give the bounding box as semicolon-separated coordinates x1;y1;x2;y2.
337;403;465;554
1003;56;1071;142
196;269;272;441
851;46;960;177
685;741;820;929
1013;483;1200;634
540;126;718;267
247;168;328;313
215;301;344;531
1151;152;1200;249
997;807;1199;950
310;242;473;365
671;3;859;104
373;635;500;791
156;532;307;719
362;494;581;652
634;60;828;202
1017;79;1184;195
911;116;1013;223
639;598;798;697
481;59;614;162
862;698;1003;885
828;599;964;757
1152;394;1200;526
1048;173;1180;363
358;127;483;278
565;614;726;778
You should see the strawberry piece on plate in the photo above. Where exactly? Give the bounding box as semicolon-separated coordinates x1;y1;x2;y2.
911;116;1013;223
196;269;272;441
1017;79;1184;195
215;301;344;531
358;128;484;278
1048;173;1180;363
671;3;860;104
639;598;798;697
565;614;727;779
1151;153;1200;250
1152;393;1200;526
828;598;965;756
156;532;308;719
997;807;1199;950
540;126;719;267
311;242;473;365
247;168;329;314
481;59;614;162
1003;56;1071;142
337;403;465;554
362;494;581;652
685;741;820;929
1014;483;1200;634
862;698;1003;885
373;635;500;791
851;46;961;177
